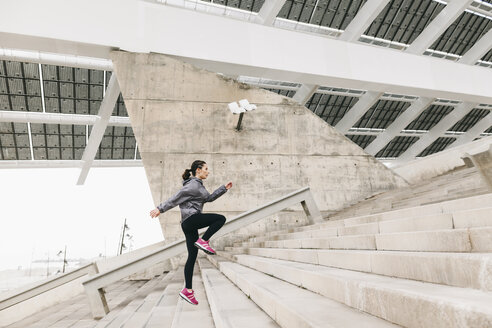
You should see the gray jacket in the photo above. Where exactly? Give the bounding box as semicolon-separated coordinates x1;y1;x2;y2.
157;177;227;223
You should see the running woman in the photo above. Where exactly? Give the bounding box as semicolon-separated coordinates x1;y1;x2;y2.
149;160;232;305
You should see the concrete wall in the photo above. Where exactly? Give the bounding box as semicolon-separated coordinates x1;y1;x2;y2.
110;51;407;244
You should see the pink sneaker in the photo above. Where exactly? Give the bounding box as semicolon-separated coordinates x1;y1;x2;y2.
179;288;198;305
194;238;216;255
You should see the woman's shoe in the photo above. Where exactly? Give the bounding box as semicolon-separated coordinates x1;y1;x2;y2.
179;288;198;305
194;238;216;255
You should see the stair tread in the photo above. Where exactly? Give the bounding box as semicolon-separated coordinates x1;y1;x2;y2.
210;256;399;328
198;258;279;328
232;254;492;309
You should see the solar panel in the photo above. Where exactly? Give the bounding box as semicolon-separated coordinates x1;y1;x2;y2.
353;100;410;129
418;136;456;157
364;0;445;45
430;12;492;57
305;93;359;126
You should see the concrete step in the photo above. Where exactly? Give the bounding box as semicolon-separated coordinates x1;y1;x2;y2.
95;274;171;328
110;272;174;328
243;227;492;252
169;267;214;328
5;280;147;328
254;194;492;243
375;227;492;252
144;270;184;328
206;255;398;328
198;258;279;328
227;253;492;328
224;247;492;291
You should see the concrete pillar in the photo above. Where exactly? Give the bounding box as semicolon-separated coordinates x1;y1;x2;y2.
110;51;407;242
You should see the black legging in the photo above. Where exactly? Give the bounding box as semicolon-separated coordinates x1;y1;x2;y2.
181;212;226;289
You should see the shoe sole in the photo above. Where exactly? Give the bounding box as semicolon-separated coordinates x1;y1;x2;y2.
179;292;198;305
194;242;216;255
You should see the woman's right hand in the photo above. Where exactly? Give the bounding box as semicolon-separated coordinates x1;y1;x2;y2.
150;208;160;218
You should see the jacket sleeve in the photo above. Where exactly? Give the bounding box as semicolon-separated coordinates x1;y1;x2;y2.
157;184;194;213
206;185;227;202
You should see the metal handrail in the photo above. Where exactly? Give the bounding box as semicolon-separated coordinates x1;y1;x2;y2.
83;186;322;318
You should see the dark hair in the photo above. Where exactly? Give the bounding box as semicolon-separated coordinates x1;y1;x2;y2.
182;160;206;180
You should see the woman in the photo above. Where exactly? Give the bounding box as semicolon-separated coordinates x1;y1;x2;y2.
150;160;232;305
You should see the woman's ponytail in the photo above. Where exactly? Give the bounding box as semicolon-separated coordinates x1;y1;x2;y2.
182;168;192;180
182;160;206;180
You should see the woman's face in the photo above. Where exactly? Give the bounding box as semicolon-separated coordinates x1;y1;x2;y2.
196;164;209;180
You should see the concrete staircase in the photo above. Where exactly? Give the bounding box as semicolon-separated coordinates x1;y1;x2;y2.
331;166;488;219
220;191;492;327
6;169;492;327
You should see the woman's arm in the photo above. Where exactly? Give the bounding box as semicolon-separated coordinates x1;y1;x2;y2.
151;184;194;218
206;181;232;202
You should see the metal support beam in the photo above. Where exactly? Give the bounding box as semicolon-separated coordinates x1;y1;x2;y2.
396;102;477;163
0;160;143;169
335;91;383;133
459;27;492;65
292;84;318;106
364;97;435;155
0;47;113;71
339;0;391;42
452;111;492;147
255;0;286;25
77;74;120;185
0;111;131;127
406;0;474;55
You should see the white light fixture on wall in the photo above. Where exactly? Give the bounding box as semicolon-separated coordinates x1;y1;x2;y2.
228;99;257;131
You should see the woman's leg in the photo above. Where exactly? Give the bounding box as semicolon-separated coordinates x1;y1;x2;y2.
181;222;199;290
200;213;226;241
182;213;226;241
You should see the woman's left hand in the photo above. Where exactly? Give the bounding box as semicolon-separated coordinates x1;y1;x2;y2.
150;208;161;218
225;182;233;190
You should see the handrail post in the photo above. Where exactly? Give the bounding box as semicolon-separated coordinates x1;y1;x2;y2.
301;191;323;224
86;287;109;319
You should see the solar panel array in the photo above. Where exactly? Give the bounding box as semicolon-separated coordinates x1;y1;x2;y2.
0;61;138;161
1;0;491;162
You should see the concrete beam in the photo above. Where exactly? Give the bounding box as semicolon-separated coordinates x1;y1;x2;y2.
292;84;318;106
396;102;477;162
406;0;474;55
76;74;120;185
459;28;492;65
364;97;435;155
335;91;383;133
255;0;286;25
339;0;391;42
452;111;492;147
1;0;492;103
0;111;131;127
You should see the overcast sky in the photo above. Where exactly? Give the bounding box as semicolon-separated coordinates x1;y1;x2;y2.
0;167;163;271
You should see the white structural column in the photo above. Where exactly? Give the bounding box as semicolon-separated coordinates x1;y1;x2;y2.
292;84;318;106
0;111;131;127
365;97;435;155
335;91;383;133
255;0;287;25
452;111;492;147
339;0;391;42
459;27;492;65
77;74;120;185
406;0;474;55
396;102;477;163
